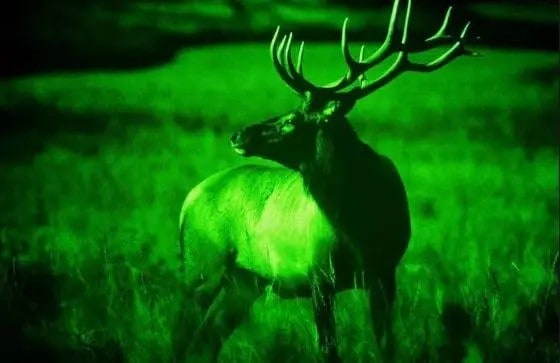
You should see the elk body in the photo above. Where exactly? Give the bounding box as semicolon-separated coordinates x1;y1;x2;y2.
172;1;475;362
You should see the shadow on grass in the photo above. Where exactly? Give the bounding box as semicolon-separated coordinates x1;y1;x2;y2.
0;103;152;164
467;66;558;158
0;94;241;164
0;236;125;363
434;299;558;363
519;64;560;87
464;104;557;156
359;102;557;158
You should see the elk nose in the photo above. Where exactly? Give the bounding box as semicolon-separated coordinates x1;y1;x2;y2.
230;131;242;144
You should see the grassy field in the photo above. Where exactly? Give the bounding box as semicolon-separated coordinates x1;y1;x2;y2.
0;43;558;362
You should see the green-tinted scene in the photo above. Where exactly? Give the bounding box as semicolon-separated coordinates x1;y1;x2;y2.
1;0;558;362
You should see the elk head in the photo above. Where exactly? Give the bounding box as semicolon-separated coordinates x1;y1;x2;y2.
230;0;477;169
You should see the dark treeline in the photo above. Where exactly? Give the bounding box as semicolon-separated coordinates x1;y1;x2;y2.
1;0;556;79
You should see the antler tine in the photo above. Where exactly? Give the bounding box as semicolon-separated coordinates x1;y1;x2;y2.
346;0;414;98
283;33;317;92
270;27;311;95
320;0;402;91
406;6;457;52
427;6;453;42
357;45;367;85
360;0;402;64
270;27;294;92
315;18;358;90
270;0;477;99
347;0;478;100
283;31;294;77
269;0;416;96
296;41;305;74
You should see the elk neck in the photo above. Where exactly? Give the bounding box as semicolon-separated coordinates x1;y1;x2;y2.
296;116;411;277
298;118;380;239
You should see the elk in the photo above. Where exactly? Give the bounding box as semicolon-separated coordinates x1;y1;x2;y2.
172;0;476;362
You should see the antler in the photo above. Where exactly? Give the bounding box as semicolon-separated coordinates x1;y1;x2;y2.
270;0;478;100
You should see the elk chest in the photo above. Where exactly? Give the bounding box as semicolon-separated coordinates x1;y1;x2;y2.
233;170;339;287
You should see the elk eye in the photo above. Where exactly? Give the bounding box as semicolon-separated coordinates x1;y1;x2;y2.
281;122;295;133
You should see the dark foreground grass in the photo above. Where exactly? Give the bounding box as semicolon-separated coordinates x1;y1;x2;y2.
0;44;558;362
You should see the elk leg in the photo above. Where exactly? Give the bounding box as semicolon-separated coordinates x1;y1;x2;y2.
366;269;396;363
172;270;225;363
186;266;265;362
311;278;340;363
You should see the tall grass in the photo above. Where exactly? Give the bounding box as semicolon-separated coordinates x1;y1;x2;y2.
0;44;557;362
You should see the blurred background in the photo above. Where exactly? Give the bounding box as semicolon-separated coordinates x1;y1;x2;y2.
0;0;558;362
0;0;557;78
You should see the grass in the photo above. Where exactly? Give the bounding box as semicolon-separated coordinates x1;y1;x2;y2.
0;43;558;362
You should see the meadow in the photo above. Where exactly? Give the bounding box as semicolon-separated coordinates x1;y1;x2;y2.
0;43;558;362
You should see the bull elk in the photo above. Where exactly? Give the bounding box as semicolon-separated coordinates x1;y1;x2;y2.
172;0;476;361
